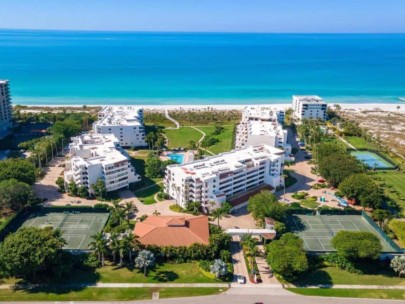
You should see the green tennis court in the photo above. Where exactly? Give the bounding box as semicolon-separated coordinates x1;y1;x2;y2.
286;214;400;253
22;211;109;250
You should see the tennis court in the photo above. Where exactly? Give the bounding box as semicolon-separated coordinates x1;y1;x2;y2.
286;214;400;253
22;211;109;250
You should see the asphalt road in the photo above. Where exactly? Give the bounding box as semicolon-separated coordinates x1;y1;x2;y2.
17;292;404;304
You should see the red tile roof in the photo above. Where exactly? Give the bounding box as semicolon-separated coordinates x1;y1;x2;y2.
133;215;209;247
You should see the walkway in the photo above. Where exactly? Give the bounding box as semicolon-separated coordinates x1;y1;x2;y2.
165;109;180;129
255;245;280;285
338;136;357;150
191;126;215;156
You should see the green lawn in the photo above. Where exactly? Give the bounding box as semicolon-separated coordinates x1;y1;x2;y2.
376;170;405;216
164;127;202;149
345;136;375;150
299;198;320;209
288;288;405;300
69;262;218;284
133;183;162;205
294;267;405;286
388;219;405;248
0;287;225;301
129;149;162;189
196;125;235;154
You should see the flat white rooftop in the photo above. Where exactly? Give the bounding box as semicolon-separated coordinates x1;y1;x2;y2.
96;106;143;127
243;106;282;121
248;121;283;136
71;133;128;166
293;95;324;103
168;145;283;180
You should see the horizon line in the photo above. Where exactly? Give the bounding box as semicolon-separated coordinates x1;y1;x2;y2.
1;27;405;35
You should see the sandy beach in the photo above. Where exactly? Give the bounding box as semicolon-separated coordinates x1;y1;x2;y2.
16;103;405;113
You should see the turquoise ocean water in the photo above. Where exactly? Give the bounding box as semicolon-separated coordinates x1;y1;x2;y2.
0;30;404;106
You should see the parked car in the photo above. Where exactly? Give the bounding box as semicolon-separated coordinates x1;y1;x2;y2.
237;275;246;284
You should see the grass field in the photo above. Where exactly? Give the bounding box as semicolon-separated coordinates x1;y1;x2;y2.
70;262;219;284
376;170;405;216
133;183;162;205
288;288;405;300
0;287;225;301
345;136;375;150
129;149;162;187
294;266;405;286
196;125;235;154
164;127;202;149
388;219;405;247
299;198;320;209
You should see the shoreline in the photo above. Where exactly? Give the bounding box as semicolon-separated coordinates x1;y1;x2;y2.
14;103;405;113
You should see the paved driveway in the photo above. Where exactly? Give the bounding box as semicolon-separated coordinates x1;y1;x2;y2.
230;235;251;285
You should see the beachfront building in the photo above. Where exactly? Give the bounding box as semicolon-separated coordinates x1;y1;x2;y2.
93;106;147;148
292;95;327;121
165;144;285;210
0;80;12;138
64;133;140;195
235;106;291;158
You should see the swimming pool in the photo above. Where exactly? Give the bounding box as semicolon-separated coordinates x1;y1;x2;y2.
350;151;395;169
167;153;184;164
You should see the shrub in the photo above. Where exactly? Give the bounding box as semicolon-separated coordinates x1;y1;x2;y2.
169;204;185;213
321;253;363;274
199;260;211;272
291;192;309;200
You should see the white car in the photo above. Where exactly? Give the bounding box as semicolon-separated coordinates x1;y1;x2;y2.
237;275;246;284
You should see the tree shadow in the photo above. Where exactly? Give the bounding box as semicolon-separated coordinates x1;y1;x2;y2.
286;215;306;232
12;265;101;295
293;268;333;287
152;271;179;282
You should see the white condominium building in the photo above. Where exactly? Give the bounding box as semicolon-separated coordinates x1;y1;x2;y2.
165;145;285;209
241;106;285;124
0;80;12;135
292;95;327;121
64;133;140;195
93;106;147;148
235;106;291;158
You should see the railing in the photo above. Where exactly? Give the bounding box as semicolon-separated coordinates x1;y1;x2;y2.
361;211;403;252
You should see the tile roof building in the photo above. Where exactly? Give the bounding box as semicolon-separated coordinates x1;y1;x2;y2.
134;215;209;247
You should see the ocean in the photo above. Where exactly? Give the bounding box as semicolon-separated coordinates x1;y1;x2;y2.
0;30;405;106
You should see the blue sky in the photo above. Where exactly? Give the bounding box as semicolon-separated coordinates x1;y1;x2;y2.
0;0;404;33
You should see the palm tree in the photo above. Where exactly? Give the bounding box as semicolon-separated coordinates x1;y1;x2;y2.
241;234;257;276
123;233;140;262
109;232;120;264
110;200;126;226
211;207;226;227
123;201;138;224
89;232;108;266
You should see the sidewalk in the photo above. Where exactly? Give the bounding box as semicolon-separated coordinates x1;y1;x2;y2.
288;284;405;290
